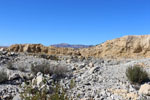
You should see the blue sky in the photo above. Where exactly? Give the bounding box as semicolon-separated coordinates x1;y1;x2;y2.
0;0;150;46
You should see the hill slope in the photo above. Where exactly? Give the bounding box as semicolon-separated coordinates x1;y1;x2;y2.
80;35;150;58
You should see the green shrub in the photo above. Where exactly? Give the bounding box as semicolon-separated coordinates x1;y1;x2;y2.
70;79;75;89
50;84;69;100
20;81;69;100
20;84;48;100
126;65;149;84
31;62;68;79
0;70;8;83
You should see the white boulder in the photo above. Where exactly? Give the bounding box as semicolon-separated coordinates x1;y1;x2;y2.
139;84;150;96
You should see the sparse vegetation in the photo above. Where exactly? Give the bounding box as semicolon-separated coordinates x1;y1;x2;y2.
0;70;8;83
18;65;26;72
50;84;69;100
20;81;69;100
50;65;69;79
31;62;51;75
38;54;59;61
20;84;48;100
70;79;75;89
77;93;81;98
6;61;15;70
126;65;149;84
49;55;59;61
31;62;69;79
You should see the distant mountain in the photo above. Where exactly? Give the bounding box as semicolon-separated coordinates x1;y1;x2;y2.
0;46;8;48
51;43;93;48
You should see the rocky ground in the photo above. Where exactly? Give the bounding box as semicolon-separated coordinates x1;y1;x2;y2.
0;49;150;100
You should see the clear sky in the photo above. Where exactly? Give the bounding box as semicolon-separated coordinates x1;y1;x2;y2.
0;0;150;46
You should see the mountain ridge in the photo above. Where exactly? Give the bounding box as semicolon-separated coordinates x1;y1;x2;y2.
51;43;93;48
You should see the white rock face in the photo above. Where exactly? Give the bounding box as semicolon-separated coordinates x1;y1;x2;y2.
0;48;4;51
32;72;44;87
12;94;21;100
36;74;43;87
139;84;150;96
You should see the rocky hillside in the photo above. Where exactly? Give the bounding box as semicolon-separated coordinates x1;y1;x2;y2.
51;43;93;48
7;35;150;59
8;44;80;56
80;35;150;58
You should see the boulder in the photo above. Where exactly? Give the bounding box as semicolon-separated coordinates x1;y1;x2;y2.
0;48;4;52
12;94;21;100
79;63;86;69
139;84;150;96
89;62;94;67
9;73;21;80
89;66;100;74
32;72;44;87
36;73;44;87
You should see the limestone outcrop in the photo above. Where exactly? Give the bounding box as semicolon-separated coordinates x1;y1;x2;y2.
8;44;80;56
8;44;48;53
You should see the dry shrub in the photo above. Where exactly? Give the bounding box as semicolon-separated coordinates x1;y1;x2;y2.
126;65;149;84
